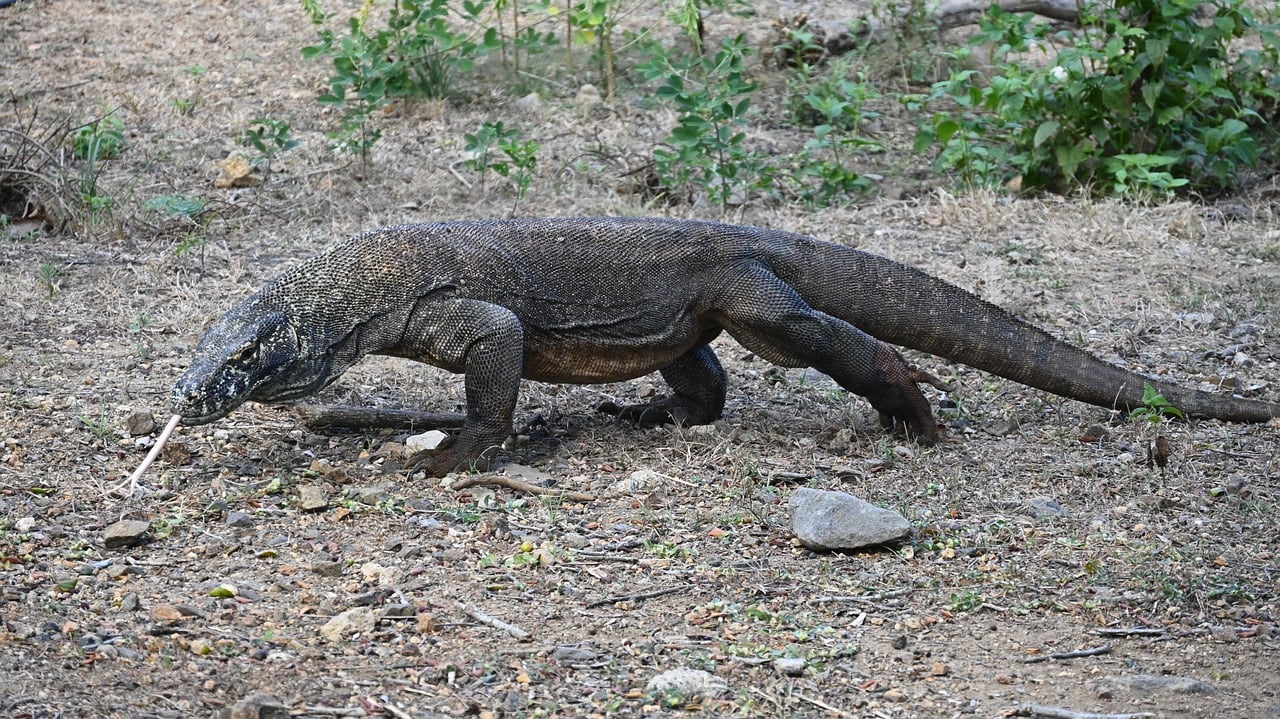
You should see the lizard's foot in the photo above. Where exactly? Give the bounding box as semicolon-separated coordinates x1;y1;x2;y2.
865;346;946;445
597;396;718;427
404;433;502;477
404;446;494;477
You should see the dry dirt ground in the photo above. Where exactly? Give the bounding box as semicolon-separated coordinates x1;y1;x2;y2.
1;1;1279;717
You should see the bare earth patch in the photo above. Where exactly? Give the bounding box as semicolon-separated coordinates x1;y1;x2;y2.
1;1;1277;718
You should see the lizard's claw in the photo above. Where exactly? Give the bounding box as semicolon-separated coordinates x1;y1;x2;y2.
867;346;944;445
405;447;493;477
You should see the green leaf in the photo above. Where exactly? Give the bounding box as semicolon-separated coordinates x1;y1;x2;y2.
1033;120;1059;148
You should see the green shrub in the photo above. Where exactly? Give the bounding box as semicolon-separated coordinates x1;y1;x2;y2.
910;0;1280;197
300;0;501;161
638;35;770;209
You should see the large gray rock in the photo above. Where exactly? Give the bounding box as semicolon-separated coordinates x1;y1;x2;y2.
789;488;910;551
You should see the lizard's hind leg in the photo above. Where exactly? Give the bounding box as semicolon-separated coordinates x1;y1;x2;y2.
713;263;942;444
599;345;727;426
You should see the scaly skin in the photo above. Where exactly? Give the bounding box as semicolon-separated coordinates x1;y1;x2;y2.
172;218;1279;475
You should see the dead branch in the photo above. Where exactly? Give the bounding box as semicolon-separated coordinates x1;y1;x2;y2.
1093;627;1170;637
294;403;465;431
455;601;530;640
1023;644;1110;663
768;0;1087;67
450;473;596;502
586;586;686;609
1013;703;1155;719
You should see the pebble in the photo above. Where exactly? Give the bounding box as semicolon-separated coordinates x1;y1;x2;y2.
296;485;328;512
226;510;253;528
1026;496;1070;518
406;430;449;453
1093;674;1216;697
789;488;910;551
773;657;805;676
319;606;377;643
574;83;603;107
125;410;156;436
514;92;542;114
220;692;289;719
103;519;151;549
646;668;728;698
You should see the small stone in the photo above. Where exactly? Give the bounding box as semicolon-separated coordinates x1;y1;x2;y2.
930;661;948;676
415;612;440;634
15;516;36;532
406;430;449;453
311;561;344;578
347;484;391;505
574;83;603;107
297;485;328;512
773;657;805;676
1093;674;1215;696
119;592;140;613
1026;496;1070;519
883;688;908;702
222;692;289;719
514;92;542;113
320;607;378;643
646;668;728;699
226;510;253;528
789;488;910;551
150;603;186;623
103;519;151;550
606;469;664;497
552;645;598;663
125;410;156;436
214;153;261;188
360;561;403;586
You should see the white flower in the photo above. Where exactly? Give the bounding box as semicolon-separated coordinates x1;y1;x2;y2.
1049;66;1069;83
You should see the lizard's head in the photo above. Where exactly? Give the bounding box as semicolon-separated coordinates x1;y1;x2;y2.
171;307;333;425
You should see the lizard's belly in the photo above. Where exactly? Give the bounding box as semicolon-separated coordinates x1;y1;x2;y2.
522;343;693;383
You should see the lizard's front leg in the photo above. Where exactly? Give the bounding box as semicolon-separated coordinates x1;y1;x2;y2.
398;298;525;476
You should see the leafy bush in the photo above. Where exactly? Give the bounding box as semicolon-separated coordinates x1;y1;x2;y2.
638;35;770;208
910;0;1280;197
300;0;500;160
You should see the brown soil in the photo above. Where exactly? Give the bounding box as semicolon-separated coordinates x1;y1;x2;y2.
1;1;1278;718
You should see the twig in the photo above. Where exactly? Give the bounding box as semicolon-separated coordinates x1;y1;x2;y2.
795;692;856;718
1013;703;1155;719
381;701;414;719
294;403;465;430
451;473;596;503
301;707;367;717
448;160;474;188
1023;645;1110;663
573;552;642;564
586;585;685;609
106;414;181;497
810;588;913;604
1093;627;1169;637
455;601;530;641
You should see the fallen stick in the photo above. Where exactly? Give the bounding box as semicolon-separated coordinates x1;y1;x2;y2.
1013;703;1155;719
1093;627;1169;637
450;473;596;502
107;413;181;497
586;585;686;609
1023;644;1110;663
294;404;465;430
456;601;530;640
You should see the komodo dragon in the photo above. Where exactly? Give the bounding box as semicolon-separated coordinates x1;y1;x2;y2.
172;217;1278;475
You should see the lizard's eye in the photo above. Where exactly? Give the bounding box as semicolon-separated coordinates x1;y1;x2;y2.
228;340;259;367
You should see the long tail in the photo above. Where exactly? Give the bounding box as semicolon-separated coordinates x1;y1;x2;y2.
782;240;1279;422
